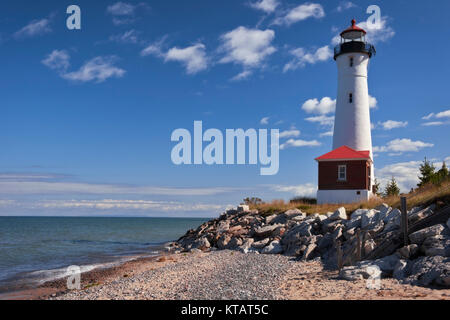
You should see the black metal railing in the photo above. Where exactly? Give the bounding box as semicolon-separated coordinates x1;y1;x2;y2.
334;41;376;60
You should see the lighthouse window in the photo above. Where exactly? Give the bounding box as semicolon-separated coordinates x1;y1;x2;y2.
349;93;353;103
350;57;354;67
338;165;347;181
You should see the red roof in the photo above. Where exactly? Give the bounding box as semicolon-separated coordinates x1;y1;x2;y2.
340;19;367;36
315;146;371;161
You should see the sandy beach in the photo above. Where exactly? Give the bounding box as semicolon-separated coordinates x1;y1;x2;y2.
15;250;444;301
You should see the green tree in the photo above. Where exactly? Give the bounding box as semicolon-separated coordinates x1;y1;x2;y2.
373;178;382;197
243;197;263;206
418;158;436;187
385;177;400;197
434;161;449;184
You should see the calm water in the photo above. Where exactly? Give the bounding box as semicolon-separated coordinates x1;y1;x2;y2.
0;217;207;292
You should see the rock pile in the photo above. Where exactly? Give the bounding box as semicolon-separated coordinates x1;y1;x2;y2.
174;204;450;288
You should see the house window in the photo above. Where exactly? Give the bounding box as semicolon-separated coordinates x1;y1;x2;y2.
349;93;353;103
338;165;347;181
350;57;354;67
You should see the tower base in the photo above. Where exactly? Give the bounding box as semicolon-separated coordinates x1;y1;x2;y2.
317;189;372;205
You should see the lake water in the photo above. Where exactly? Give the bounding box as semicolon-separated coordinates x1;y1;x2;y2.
0;217;207;293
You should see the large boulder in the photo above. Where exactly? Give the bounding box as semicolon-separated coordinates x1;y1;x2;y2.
329;207;347;221
251;238;271;249
397;244;419;260
239;238;254;254
217;234;231;249
301;241;317;261
420;235;450;257
253;224;282;238
447;218;450;230
375;204;391;221
357;254;401;276
383;208;401;224
408;205;435;224
409;224;446;245
361;210;378;229
226;236;243;250
403;256;450;287
191;237;211;251
339;265;382;281
262;240;283;254
393;260;409;280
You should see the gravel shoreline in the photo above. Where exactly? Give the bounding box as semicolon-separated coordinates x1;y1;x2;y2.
52;250;450;300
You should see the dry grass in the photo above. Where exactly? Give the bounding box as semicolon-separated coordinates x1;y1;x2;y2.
252;180;450;216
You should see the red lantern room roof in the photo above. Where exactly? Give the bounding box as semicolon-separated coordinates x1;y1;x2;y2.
315;146;371;162
340;19;366;38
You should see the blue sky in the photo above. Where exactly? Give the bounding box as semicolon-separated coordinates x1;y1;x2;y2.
1;0;449;217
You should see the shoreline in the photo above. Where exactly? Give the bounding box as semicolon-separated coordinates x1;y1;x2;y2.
0;247;170;300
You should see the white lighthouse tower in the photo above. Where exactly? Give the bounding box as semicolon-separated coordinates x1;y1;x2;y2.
316;20;376;204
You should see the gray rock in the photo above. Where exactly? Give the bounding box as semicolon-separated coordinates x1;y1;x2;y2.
420;235;450;257
254;224;282;238
331;226;343;242
226;236;243;249
251;238;271;249
365;220;384;233
285;209;306;218
383;208;401;224
265;214;278;224
393;260;408;280
339;265;381;281
409;224;445;245
358;254;400;275
364;239;376;256
375;203;391;220
192;237;211;251
217;220;230;234
217;234;231;249
329;207;347;221
301;242;317;261
344;228;356;241
408;205;435;224
361;210;378;229
239;238;254;254
397;244;419;260
322;220;342;234
345;217;362;230
404;256;450;287
447;218;450;230
350;208;370;220
262;240;283;254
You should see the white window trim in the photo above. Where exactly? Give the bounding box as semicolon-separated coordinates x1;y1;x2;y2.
338;165;347;181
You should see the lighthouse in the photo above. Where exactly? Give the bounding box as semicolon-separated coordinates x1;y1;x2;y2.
316;20;376;204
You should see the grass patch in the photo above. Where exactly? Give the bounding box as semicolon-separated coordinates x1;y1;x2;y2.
251;180;450;216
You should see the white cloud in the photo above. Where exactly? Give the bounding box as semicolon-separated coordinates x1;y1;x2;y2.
271;183;317;197
106;2;149;25
279;129;301;139
420;109;450;126
302;97;336;115
109;29;139;44
219;26;276;79
284;46;332;71
376;161;421;193
164;43;208;74
378;120;408;130
0;179;237;197
336;1;356;12
42;50;70;72
249;0;280;13
273;3;325;26
260;117;270;125
62;56;126;83
231;70;253;81
369;95;378;109
14;18;52;39
141;41;208;75
305;115;335;127
280;139;321;150
435;109;450;119
422;121;445;127
320;130;334;137
373;139;434;154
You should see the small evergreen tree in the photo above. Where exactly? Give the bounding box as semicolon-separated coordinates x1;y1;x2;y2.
417;157;436;187
434;161;449;184
385;177;400;197
373;178;382;197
